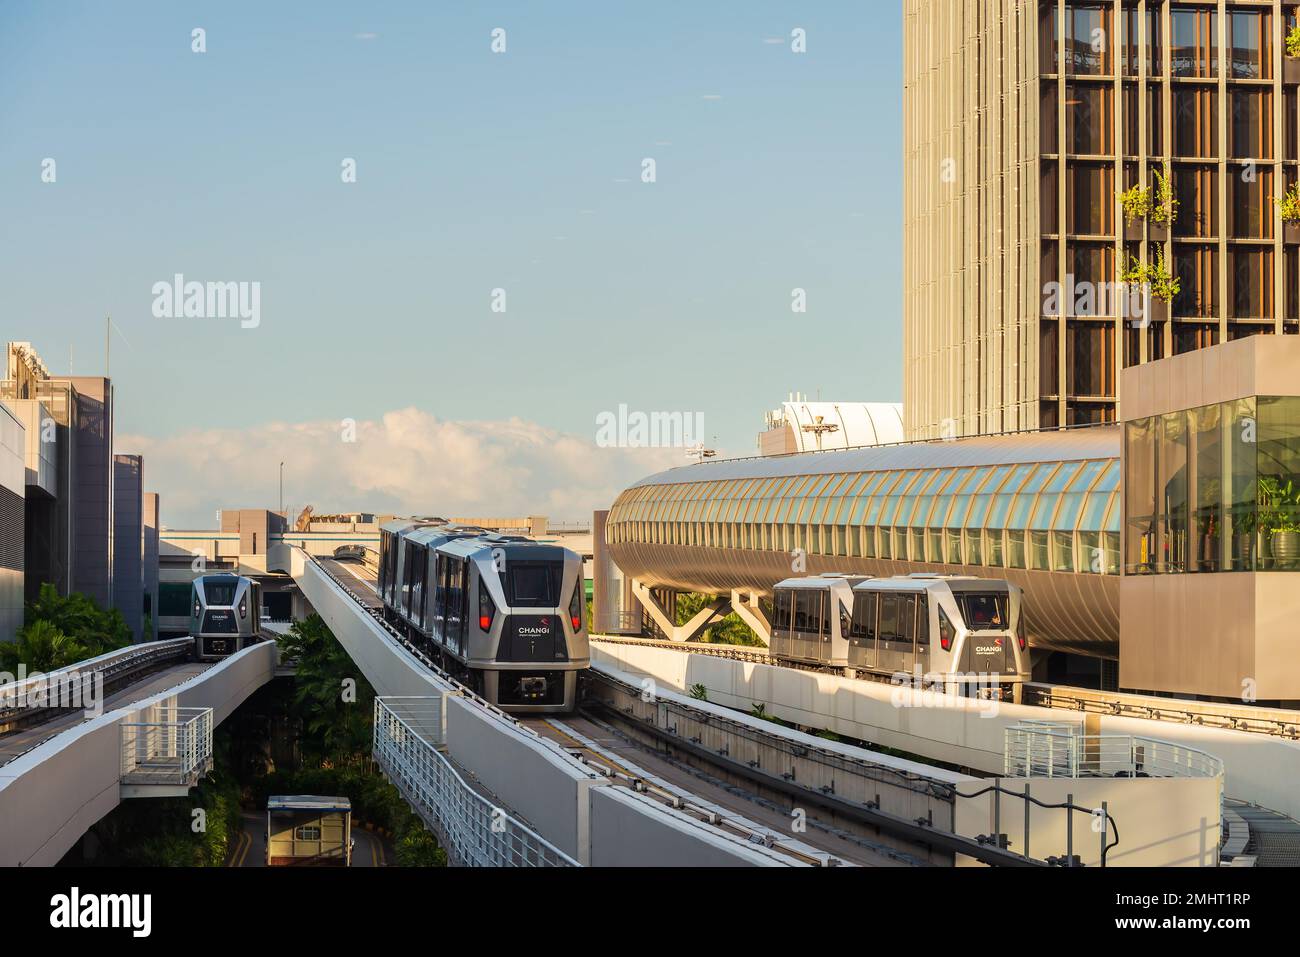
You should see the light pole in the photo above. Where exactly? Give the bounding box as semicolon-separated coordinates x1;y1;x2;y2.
279;461;284;515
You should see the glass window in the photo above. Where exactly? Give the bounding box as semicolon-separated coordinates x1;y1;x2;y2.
1173;88;1218;157
1258;397;1300;571
1228;10;1272;80
947;468;991;529
1171;6;1217;78
1008;529;1028;569
1067;87;1114;155
1066;4;1113;75
988;464;1036;527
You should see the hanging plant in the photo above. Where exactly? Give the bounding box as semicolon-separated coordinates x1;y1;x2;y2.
1287;25;1300;58
1275;181;1300;224
1117;183;1153;225
1120;248;1180;304
1149;163;1179;226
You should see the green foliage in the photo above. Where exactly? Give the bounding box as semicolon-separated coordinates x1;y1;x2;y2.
276;614;374;765
2;584;134;673
252;766;447;867
1275;181;1300;225
1258;475;1300;533
1288;25;1300;58
1149;163;1179;226
1119;247;1180;304
688;683;709;701
749;701;789;727
673;592;764;646
1117;183;1152;225
1116;163;1177;227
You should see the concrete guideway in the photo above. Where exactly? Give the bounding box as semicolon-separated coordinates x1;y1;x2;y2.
588;640;1229;866
0;642;278;866
287;546;817;865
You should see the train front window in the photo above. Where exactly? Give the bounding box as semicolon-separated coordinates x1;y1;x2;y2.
957;593;1008;630
204;581;237;605
507;562;562;607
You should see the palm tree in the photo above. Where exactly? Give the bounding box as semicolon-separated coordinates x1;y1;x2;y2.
0;620;90;673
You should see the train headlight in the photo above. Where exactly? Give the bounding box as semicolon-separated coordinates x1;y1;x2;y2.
239;597;247;618
193;597;201;618
568;581;583;632
478;586;497;632
938;607;955;652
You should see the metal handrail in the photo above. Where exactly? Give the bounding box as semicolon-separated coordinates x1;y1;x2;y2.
120;706;213;786
372;696;576;866
0;638;192;714
1005;724;1224;779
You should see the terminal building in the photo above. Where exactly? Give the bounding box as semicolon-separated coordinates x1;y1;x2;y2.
0;341;160;642
600;336;1300;706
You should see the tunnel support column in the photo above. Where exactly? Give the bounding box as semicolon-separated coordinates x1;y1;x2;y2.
729;590;771;646
630;580;727;643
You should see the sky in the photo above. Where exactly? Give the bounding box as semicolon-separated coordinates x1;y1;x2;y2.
0;1;904;527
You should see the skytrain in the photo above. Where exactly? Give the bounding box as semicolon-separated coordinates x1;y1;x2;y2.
378;519;589;712
770;574;1028;700
190;574;264;661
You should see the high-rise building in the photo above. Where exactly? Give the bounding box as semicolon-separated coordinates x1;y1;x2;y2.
904;1;1300;440
113;454;143;641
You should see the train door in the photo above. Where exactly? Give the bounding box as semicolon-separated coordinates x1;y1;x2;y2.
877;592;917;676
791;588;823;662
455;560;469;655
772;590;792;660
847;592;877;670
433;554;448;645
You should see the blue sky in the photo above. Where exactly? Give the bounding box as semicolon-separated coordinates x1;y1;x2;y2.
0;1;903;525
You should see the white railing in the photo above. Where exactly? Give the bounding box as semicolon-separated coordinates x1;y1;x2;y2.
120;705;213;786
372;696;577;867
1005;722;1224;780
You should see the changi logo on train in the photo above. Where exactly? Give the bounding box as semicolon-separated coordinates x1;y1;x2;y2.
151;273;261;329
595;404;705;448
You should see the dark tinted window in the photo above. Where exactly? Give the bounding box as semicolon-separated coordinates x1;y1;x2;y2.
958;593;1008;629
507;562;562;607
773;590;792;632
204;580;237;605
849;593;876;641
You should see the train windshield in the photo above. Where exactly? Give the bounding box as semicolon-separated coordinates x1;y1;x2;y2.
506;562;562;607
956;593;1008;630
204;580;238;606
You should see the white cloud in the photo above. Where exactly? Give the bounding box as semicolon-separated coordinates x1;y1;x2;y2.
120;408;683;528
355;32;378;40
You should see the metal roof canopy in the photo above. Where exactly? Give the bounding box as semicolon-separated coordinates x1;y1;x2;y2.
267;795;352;812
634;424;1121;486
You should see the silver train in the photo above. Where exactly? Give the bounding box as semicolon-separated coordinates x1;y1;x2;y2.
191;574;264;661
378;519;590;713
770;574;1028;700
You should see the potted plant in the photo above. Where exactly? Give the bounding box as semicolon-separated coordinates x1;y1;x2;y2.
1231;506;1256;570
1275;181;1300;244
1118;182;1153;241
1117;164;1176;241
1120;247;1179;324
1287;26;1300;84
1259;475;1300;567
1147;163;1178;241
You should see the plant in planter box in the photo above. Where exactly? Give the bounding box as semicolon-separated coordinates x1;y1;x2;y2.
1118;183;1153;226
1259;475;1300;562
1149;163;1179;226
1274;181;1300;224
1120;248;1180;303
1288;25;1300;58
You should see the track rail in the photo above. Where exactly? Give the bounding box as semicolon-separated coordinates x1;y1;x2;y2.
0;638;195;733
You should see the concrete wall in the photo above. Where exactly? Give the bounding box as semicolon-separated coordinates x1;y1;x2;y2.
954;776;1222;868
143;493;159;641
0;641;277;866
591;639;1300;822
588;786;787;866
